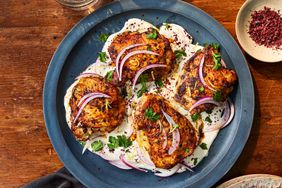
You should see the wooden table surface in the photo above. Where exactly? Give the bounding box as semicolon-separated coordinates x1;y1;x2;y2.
0;0;281;187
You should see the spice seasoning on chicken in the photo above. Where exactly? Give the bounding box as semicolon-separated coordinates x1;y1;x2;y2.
248;7;282;49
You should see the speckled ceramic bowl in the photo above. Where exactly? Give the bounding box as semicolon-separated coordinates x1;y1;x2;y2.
236;0;282;63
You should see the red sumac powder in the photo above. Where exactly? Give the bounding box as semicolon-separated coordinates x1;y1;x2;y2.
248;6;282;49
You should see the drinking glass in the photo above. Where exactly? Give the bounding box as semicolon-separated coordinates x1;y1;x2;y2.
56;0;99;10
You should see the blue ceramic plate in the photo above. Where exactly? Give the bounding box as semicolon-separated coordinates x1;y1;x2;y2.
43;0;254;187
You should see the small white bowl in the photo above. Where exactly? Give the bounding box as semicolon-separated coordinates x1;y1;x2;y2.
235;0;282;63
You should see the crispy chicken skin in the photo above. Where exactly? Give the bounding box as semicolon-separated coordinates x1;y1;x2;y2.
134;94;199;169
175;45;237;114
108;29;175;85
69;76;126;141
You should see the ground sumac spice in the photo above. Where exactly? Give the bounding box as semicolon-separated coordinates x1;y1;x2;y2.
248;6;282;49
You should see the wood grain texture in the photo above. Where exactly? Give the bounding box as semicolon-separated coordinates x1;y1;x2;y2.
0;0;281;187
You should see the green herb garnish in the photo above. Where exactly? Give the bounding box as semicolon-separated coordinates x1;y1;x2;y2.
211;43;220;51
185;148;190;153
107;135;132;149
99;33;110;42
79;141;86;147
174;50;187;60
105;70;114;81
212;52;222;70
105;99;111;110
91;140;104;152
147;46;152;51
199;86;205;93
205;116;212;123
193;158;198;165
191;113;200;122
163;23;171;30
98;52;107;63
199;142;208;150
213;90;222;102
155;79;164;88
137;74;148;98
169;124;179;133
146;29;157;39
145;107;160;122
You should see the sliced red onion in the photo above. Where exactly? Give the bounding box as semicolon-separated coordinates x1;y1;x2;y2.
119;50;159;81
189;97;220;113
137;147;155;167
109;160;132;170
203;98;234;132
82;139;94;154
162;129;168;149
75;72;99;80
168;129;180;155
221;59;227;68
221;98;235;128
116;44;145;79
161;109;177;132
181;162;194;172
154;164;181;177
77;92;107;107
132;64;167;92
120;154;148;172
73;94;110;123
198;56;216;91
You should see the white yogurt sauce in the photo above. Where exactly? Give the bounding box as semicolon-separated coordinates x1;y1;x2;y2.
64;18;226;174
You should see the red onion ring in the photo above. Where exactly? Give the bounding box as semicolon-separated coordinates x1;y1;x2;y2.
221;98;235;128
189;97;220;113
162;129;168;149
73;94;110;123
221;59;227;68
198;56;216;91
154;164;181;177
181;162;194;172
109;160;133;170
115;44;145;79
203;98;234;132
132;64;167;92
137;147;155;167
75;72;99;80
168;129;180;155
119;50;159;81
77;92;107;107
120;154;148;172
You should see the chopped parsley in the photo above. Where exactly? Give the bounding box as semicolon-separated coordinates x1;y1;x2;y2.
213;90;222;102
193;158;198;166
91;140;103;152
185;148;190;153
105;99;111;110
155;79;164;88
199;142;208;150
107;135;132;149
212;52;222;70
99;33;110;42
98;52;107;63
169;124;179;133
79;141;85;147
163;23;171;30
199;86;205;93
174;50;187;60
205;116;212;123
191;113;200;122
147;46;152;51
145;107;160;122
146;29;158;39
211;43;220;51
105;70;114;81
137;74;148;98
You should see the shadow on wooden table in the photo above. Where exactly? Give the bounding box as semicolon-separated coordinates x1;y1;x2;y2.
215;54;282;187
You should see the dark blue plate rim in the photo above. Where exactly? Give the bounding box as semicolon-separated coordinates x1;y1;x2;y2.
43;0;254;187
